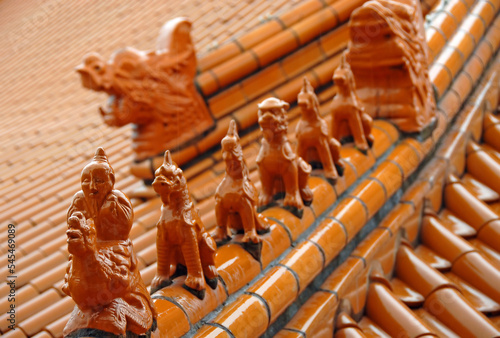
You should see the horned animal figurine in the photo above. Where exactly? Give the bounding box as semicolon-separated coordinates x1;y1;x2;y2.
151;150;218;299
330;54;374;154
256;98;313;218
63;148;156;337
296;77;345;185
214;120;270;259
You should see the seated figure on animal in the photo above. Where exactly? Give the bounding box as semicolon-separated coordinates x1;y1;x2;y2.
63;148;156;337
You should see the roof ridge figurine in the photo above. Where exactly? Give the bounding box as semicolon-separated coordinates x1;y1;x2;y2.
296;77;345;185
151;150;218;299
347;0;436;137
76;17;215;199
214;120;270;260
256;97;313;218
330;53;374;154
63;147;157;337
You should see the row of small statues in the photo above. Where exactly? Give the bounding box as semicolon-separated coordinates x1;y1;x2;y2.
63;54;373;337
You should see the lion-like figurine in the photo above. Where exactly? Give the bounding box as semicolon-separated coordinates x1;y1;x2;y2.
296;77;345;185
214;120;270;259
63;148;156;337
256;98;314;218
150;150;218;299
330;53;374;154
76;18;214;197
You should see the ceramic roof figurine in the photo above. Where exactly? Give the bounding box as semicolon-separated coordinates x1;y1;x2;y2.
296;77;345;185
330;53;374;154
62;148;156;337
347;0;436;136
214;120;270;259
76;17;214;198
150;150;218;299
256;97;313;218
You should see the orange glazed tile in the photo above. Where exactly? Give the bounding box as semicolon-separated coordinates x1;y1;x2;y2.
308;218;346;265
211;293;269;337
448;30;475;66
349;179;387;218
396;244;452;298
467;141;500;195
281;42;325;79
241;64;285;101
281;291;337;337
469;238;500;267
378;203;415;239
247;265;299;322
437;131;466;176
477;222;500;252
308;176;336;215
260;220;292;269
483;113;500;151
253;30;299;66
281;241;324;292
292;8;337;45
153;298;191;338
414;245;452;272
445;270;500;315
435;47;463;79
358;316;391;337
274;330;303;338
431;11;458;39
391;278;425;308
261;206;314;242
413;308;461;338
0;289;61;332
352;228;393;272
453;251;500;304
426;27;447;62
370;125;393;159
208;84;247;119
317;24;349;57
17;297;74;336
215;243;261;295
340;148;376;178
368;161;404;199
420;215;473;263
423;287;500;337
366;282;434;337
2;329;27;338
154;277;227;325
320;257;366;315
430;64;452;99
192;325;232;338
330;196;368;242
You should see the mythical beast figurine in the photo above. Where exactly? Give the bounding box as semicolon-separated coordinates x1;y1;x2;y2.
63;148;156;337
76;17;214;197
256;98;313;218
296;77;344;185
214;120;270;259
330;54;374;154
151;150;218;299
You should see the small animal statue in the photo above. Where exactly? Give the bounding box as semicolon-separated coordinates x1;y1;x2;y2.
63;148;156;337
256;97;313;218
76;17;214;197
296;77;345;185
214;120;270;259
151;150;218;299
330;53;374;154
